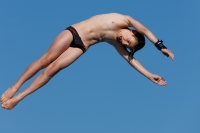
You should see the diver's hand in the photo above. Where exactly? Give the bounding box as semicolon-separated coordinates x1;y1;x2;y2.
161;49;174;60
149;74;166;86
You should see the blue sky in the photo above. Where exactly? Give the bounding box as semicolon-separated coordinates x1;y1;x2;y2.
0;0;200;133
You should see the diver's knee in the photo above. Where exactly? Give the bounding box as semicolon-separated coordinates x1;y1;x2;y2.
44;63;61;77
39;58;52;68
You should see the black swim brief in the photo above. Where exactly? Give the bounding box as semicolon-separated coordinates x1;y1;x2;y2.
65;26;86;52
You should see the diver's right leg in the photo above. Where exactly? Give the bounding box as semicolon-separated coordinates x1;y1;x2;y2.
2;47;84;110
1;30;73;103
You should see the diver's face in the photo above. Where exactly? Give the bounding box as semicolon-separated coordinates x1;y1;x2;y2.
117;29;138;49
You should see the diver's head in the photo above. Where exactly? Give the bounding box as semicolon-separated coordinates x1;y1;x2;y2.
117;28;145;57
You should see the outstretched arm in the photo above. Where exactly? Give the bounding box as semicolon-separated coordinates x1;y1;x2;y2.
125;15;158;43
125;15;174;60
111;43;166;86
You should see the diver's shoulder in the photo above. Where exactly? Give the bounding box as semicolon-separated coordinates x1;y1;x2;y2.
92;12;127;17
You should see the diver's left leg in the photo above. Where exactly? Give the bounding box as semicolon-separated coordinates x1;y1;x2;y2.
2;47;84;110
1;30;73;104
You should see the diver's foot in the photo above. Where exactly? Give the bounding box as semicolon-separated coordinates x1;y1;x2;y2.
1;87;17;104
2;95;21;110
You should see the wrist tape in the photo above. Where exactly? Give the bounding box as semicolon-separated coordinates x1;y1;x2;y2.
155;40;167;50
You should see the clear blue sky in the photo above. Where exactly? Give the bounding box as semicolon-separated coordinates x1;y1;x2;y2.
1;0;200;133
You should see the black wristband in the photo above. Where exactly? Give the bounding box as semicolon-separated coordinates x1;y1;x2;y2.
155;40;167;50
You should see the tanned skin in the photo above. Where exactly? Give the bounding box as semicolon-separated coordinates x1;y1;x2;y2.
1;13;174;110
